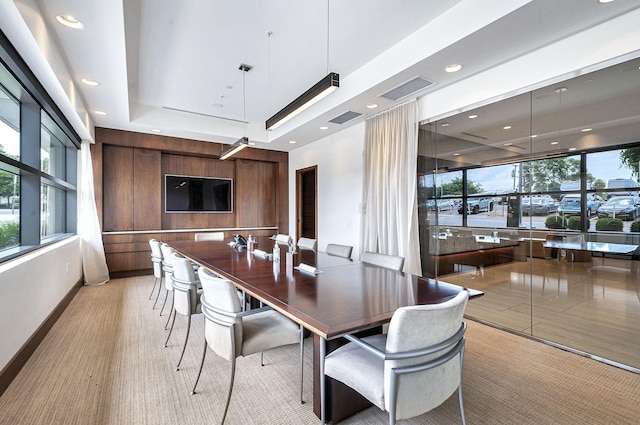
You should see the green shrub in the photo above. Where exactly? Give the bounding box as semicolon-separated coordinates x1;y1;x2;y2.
630;220;640;233
567;216;582;231
545;215;567;229
595;218;624;232
0;221;19;249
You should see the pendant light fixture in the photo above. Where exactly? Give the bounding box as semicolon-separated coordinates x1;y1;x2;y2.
220;64;252;160
265;0;339;131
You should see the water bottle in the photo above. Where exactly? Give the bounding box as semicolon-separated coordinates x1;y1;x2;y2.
273;241;280;262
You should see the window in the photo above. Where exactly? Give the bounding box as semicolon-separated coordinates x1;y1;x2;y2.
416;56;640;371
0;38;79;260
0;84;20;252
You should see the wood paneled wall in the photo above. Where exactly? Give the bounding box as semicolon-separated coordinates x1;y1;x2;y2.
92;128;288;274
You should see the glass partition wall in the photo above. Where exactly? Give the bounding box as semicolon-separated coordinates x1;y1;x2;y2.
418;57;640;371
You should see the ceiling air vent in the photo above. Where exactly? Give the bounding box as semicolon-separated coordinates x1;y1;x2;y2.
329;110;362;124
379;76;434;101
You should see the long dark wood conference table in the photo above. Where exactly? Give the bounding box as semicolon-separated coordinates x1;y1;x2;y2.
170;237;482;421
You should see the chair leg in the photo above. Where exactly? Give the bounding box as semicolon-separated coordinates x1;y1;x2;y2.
176;315;192;371
159;288;169;316
320;337;327;425
459;347;467;425
149;276;159;300
164;309;176;347
191;338;208;395
299;325;304;404
458;384;466;425
164;293;174;330
152;276;163;309
220;358;237;425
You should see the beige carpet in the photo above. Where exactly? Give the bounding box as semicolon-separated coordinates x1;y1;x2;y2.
0;275;638;424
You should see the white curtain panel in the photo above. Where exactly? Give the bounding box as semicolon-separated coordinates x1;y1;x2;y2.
362;100;422;275
79;141;110;285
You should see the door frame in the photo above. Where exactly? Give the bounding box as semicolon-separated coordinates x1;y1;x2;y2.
296;165;317;240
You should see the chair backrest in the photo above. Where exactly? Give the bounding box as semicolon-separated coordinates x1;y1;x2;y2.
149;239;163;278
361;251;405;272
297;237;317;251
171;253;200;315
195;232;225;241
275;234;290;244
385;290;469;419
325;243;353;259
160;243;175;290
198;267;243;361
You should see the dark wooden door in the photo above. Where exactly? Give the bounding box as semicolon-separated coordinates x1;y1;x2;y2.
296;166;317;239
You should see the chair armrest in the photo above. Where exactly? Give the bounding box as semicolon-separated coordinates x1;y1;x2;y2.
343;322;466;361
343;334;386;359
201;295;272;319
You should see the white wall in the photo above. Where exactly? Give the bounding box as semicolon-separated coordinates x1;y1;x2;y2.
288;123;365;258
0;237;83;371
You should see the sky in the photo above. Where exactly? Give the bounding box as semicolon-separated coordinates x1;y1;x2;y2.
0;122;19;156
426;150;636;193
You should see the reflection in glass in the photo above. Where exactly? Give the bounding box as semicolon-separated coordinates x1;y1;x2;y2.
41;112;69;180
41;184;66;238
417;56;640;370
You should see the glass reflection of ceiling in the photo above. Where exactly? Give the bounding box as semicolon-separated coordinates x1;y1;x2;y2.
419;57;640;170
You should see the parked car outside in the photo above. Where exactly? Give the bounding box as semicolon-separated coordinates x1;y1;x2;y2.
435;199;456;211
522;195;558;216
606;178;640;197
596;196;640;221
558;193;604;217
458;197;494;214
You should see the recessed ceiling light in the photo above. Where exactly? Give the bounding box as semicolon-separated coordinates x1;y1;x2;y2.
366;103;378;109
551;141;559;145
504;142;513;146
569;147;577;151
581;128;593;132
80;78;99;86
151;128;161;133
531;134;538;138
445;64;463;73
319;126;328;130
468;114;477;119
56;14;84;29
453;153;460;156
599;0;616;4
441;122;451;127
289;140;297;144
94;110;108;116
503;125;512;130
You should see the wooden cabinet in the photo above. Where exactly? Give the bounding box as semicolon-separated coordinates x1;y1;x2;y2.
94;128;288;275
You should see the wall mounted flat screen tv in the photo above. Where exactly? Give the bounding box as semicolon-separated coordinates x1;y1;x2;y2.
165;174;233;213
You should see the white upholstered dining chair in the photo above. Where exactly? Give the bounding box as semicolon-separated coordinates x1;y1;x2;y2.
159;243;177;324
148;239;164;304
192;267;304;424
297;237;318;251
325;243;353;259
321;290;469;425
361;251;405;272
164;252;202;371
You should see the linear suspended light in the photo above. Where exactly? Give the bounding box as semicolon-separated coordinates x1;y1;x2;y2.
266;72;339;131
219;137;249;160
